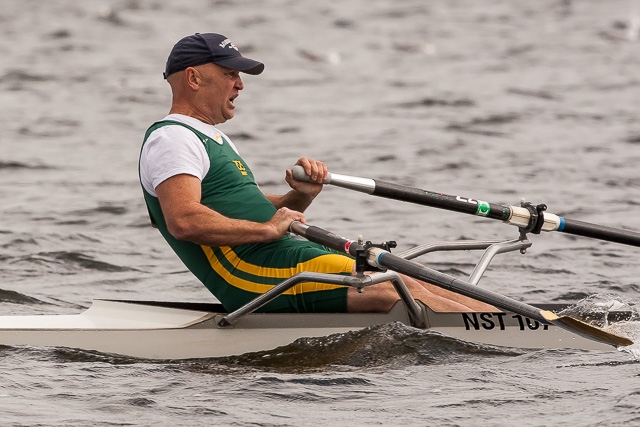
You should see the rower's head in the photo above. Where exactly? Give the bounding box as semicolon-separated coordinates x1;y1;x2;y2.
164;33;264;125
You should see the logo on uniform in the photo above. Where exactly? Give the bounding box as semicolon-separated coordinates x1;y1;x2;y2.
233;160;248;176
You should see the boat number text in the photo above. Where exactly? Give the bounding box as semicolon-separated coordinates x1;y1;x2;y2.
455;196;491;217
462;312;549;331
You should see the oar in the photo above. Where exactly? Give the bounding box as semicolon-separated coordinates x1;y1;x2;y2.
292;166;640;247
288;221;633;348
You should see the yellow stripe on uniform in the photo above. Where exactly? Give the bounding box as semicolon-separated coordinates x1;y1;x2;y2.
201;246;354;295
218;246;353;278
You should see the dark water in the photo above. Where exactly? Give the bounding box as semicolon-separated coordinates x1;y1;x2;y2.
1;0;640;425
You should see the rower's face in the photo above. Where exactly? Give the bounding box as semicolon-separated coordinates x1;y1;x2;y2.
194;63;244;125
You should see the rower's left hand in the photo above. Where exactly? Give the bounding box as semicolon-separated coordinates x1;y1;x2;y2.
285;157;327;197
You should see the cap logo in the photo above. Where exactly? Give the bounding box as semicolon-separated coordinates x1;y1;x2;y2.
219;38;239;51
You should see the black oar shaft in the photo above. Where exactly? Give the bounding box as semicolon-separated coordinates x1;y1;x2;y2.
561;218;640;247
293;165;522;226
372;179;511;221
292;166;640;248
290;222;357;256
375;179;640;247
373;250;543;321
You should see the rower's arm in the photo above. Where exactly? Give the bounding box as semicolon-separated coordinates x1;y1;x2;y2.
156;174;303;246
265;189;317;212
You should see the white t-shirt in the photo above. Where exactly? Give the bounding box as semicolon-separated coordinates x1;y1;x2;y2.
139;114;240;197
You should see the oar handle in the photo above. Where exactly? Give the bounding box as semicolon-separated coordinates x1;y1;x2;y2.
292;165;330;183
292;165;375;194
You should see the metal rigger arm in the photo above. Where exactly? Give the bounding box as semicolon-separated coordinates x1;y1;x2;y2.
218;235;532;329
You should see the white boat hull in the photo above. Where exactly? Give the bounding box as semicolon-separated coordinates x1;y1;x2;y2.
0;299;616;359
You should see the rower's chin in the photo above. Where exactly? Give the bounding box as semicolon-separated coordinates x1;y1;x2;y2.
222;109;235;122
226;101;236;116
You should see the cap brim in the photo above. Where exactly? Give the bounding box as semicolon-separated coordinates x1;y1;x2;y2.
215;56;264;75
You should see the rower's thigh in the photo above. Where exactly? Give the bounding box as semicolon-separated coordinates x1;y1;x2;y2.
214;240;355;313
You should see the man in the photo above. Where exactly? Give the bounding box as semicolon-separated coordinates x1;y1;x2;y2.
139;33;492;314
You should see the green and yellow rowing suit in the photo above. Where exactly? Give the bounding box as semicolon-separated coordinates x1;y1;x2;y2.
140;119;354;313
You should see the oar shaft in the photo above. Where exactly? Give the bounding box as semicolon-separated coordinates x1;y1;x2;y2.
289;221;357;256
293;166;541;227
371;179;510;221
368;248;546;321
560;218;640;247
289;221;545;322
292;166;640;248
371;181;572;234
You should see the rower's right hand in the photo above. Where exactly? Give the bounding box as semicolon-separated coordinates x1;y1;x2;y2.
267;207;306;240
285;157;327;198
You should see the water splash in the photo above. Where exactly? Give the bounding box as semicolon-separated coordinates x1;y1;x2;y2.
611;323;640;360
558;293;640;360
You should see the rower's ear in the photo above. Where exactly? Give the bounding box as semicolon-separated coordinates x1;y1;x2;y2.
184;67;202;90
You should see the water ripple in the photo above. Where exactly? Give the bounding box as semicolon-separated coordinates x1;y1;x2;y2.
0;289;47;305
8;251;137;274
212;323;523;373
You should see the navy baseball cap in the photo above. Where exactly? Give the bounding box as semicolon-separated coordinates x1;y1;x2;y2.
163;33;264;79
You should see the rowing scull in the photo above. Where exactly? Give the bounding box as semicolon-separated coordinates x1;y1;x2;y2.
0;235;632;359
0;299;626;360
